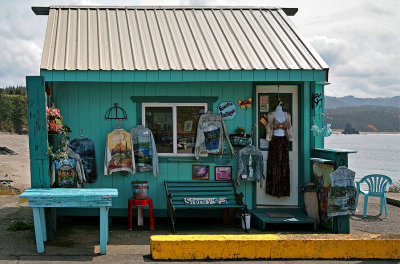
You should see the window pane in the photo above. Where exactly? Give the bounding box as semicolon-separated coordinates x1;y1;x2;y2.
145;107;173;153
177;106;205;154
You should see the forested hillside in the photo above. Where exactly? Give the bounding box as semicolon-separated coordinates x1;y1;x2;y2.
0;87;28;133
325;105;400;132
325;95;399;109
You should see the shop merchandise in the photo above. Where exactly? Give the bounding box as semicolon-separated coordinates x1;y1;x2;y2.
70;137;97;183
194;111;235;159
129;125;159;177
236;145;264;187
265;105;293;142
265;105;293;197
311;113;333;137
51;147;86;188
104;128;135;175
327;166;357;217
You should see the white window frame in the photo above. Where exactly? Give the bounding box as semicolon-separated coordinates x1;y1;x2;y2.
142;102;208;157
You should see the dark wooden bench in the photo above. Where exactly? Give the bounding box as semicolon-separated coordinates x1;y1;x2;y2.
164;180;247;232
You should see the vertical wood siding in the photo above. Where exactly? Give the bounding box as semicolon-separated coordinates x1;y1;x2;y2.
27;76;50;188
52;81;254;211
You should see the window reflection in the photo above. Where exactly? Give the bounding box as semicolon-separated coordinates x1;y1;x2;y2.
177;106;205;154
145;107;173;153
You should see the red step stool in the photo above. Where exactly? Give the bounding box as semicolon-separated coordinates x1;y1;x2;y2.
128;197;155;231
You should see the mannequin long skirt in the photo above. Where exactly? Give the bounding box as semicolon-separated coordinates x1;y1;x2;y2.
266;135;290;197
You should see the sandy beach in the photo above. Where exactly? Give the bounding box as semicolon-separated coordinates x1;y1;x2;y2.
0;133;30;191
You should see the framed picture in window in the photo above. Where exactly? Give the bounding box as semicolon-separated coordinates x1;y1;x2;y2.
192;164;210;180
215;166;232;181
183;120;193;132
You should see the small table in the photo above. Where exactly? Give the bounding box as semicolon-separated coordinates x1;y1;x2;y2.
20;188;118;254
128;197;155;231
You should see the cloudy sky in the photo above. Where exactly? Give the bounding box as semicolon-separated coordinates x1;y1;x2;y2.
0;0;399;98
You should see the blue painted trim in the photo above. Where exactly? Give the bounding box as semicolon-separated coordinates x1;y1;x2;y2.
41;70;328;82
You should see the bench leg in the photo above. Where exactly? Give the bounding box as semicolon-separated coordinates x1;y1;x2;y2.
39;208;47;242
241;214;249;233
100;206;109;254
32;207;45;253
53;208;57;232
169;212;176;233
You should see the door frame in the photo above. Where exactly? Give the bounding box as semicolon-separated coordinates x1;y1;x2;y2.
252;83;302;207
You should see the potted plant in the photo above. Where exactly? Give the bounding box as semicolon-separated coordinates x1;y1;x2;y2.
235;126;246;137
46;107;64;133
229;127;252;147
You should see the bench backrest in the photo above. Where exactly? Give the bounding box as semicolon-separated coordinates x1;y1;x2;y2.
165;181;242;208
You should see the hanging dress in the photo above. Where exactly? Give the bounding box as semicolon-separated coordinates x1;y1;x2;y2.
265;111;293;197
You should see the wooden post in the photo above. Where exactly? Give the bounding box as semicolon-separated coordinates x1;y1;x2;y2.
26;76;49;188
27;76;54;240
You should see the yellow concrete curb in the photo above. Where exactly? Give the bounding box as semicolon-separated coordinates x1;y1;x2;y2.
150;234;400;260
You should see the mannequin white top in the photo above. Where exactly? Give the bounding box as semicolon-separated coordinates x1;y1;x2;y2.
273;105;286;137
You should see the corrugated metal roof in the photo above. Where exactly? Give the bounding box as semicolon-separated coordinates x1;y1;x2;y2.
39;6;329;71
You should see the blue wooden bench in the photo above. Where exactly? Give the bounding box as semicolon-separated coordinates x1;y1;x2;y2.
20;188;118;254
164;181;247;232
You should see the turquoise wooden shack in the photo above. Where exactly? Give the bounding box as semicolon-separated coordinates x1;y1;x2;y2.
27;6;355;233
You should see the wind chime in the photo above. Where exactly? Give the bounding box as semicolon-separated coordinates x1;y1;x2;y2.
311;112;333;137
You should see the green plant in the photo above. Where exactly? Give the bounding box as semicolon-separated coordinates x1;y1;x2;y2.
7;221;32;231
46;124;71;161
235;126;246;136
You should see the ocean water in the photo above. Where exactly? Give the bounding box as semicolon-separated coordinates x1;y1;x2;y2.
324;134;400;183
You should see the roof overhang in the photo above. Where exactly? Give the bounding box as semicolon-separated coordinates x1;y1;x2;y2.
32;6;298;16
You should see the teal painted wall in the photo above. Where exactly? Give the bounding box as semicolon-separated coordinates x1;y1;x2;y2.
311;82;325;149
52;81;255;213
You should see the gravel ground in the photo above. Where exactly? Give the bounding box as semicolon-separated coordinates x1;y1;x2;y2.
0;133;30;192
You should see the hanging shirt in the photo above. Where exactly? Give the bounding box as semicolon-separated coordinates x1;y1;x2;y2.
70;137;97;183
129;125;159;177
236;145;265;187
104;128;135;176
51;148;86;188
266;111;293;142
194;111;235;159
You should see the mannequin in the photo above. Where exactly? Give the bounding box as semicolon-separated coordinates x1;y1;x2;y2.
265;101;293;198
272;103;286;137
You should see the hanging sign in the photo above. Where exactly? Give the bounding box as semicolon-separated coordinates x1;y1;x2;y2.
218;101;236;120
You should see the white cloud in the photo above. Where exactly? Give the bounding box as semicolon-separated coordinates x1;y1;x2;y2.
0;0;399;98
